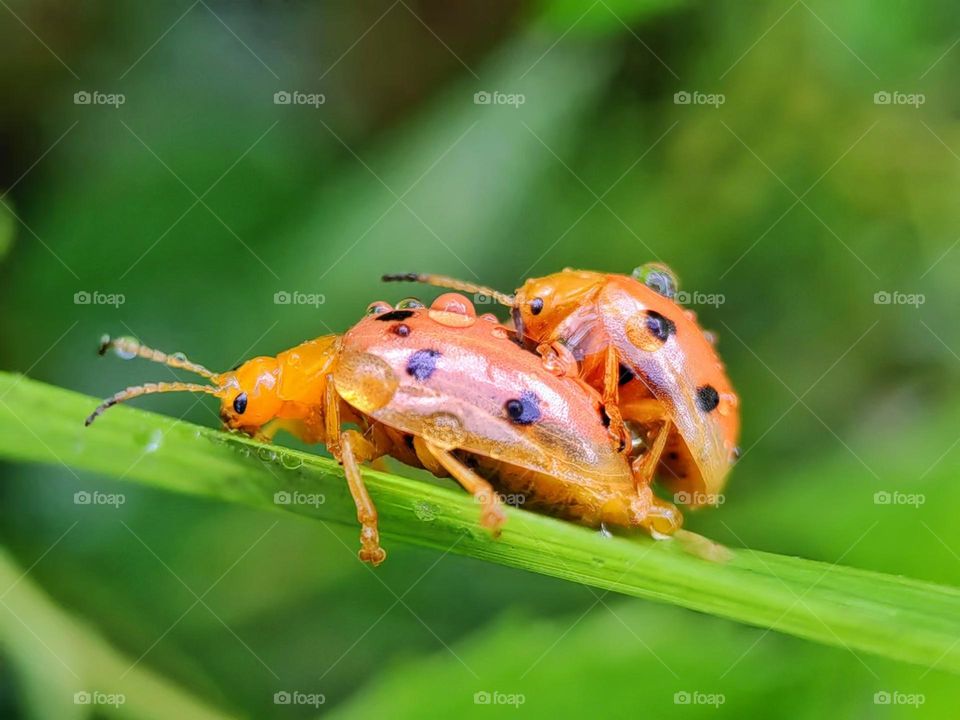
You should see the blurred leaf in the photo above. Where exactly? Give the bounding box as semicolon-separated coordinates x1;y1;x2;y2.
2;372;960;676
0;200;13;262
0;547;235;719
330;600;960;720
536;0;686;34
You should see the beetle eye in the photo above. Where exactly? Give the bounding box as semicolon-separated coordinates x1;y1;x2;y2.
530;297;544;315
632;263;679;300
233;392;248;415
396;297;426;310
366;301;392;315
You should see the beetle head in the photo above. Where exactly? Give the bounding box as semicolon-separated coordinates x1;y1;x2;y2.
85;335;283;435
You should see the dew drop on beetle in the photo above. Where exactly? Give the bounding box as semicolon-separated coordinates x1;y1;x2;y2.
631;263;679;300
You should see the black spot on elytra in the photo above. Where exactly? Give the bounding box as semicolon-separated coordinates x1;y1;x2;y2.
505;391;541;425
376;309;415;322
406;349;441;381
618;363;635;386
645;310;676;342
667;451;679;461
392;323;410;337
696;384;720;412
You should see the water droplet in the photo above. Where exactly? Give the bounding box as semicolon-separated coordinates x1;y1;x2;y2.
113;336;138;360
396;297;425;310
144;429;163;453
631;263;679;300
258;447;278;463
281;454;303;470
413;501;438;522
171;351;188;362
428;308;476;328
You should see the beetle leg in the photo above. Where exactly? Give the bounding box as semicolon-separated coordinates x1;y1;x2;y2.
324;376;387;565
601;346;630;453
618;398;682;535
630;415;672;485
338;429;388;565
324;375;342;456
421;442;506;536
537;341;605;404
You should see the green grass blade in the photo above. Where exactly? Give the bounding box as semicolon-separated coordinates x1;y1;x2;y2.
1;372;958;674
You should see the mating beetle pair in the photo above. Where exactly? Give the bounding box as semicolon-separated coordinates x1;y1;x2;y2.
87;266;739;564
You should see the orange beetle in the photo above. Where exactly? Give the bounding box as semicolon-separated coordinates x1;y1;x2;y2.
383;268;740;507
86;293;680;565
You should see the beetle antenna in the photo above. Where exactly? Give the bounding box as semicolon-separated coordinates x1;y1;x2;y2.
382;273;514;307
85;382;222;426
98;335;217;379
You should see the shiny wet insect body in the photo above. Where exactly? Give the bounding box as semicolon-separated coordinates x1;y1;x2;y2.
87;293;680;565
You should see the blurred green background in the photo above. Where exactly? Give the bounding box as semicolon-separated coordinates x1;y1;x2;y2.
1;0;959;717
